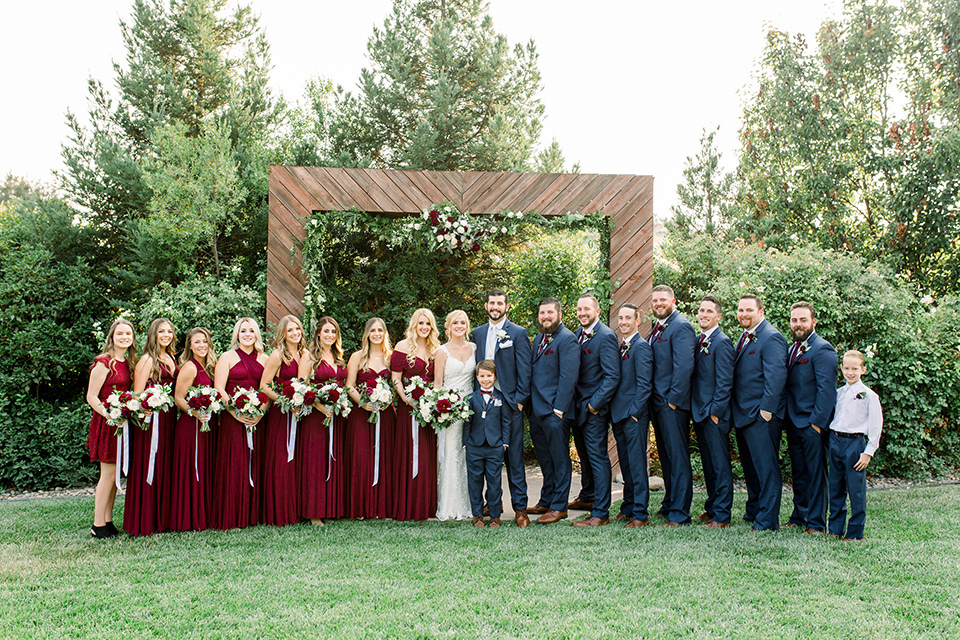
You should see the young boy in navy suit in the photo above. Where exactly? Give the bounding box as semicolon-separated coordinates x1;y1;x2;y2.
464;360;511;528
828;350;883;541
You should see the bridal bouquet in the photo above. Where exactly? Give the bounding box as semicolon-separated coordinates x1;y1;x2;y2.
137;384;176;427
104;389;143;435
230;387;270;428
418;387;473;433
316;381;352;427
360;376;395;423
185;386;223;432
273;379;318;418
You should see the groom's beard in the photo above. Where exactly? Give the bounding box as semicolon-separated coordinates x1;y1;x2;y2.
487;310;504;322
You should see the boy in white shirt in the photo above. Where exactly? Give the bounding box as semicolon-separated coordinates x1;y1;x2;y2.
827;350;883;540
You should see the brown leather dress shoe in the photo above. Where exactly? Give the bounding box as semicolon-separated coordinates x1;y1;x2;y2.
515;510;530;528
536;510;568;524
697;512;712;522
567;499;593;511
613;513;631;522
661;520;683;527
572;516;609;527
473;516;485;528
703;520;730;529
526;504;549;515
624;519;650;529
804;527;824;535
488;518;501;528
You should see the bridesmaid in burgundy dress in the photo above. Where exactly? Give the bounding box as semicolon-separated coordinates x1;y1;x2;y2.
212;317;267;530
170;327;218;531
297;316;347;525
85;318;137;539
258;315;306;526
390;308;441;521
345;317;396;519
127;318;178;536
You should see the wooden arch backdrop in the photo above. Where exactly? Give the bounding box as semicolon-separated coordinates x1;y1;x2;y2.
266;166;654;326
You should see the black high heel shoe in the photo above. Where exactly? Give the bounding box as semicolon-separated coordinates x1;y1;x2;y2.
105;522;119;536
90;525;112;539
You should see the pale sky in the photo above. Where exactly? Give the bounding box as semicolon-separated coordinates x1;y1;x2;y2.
1;0;839;218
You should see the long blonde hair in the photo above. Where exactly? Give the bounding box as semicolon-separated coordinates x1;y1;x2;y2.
143;318;178;382
404;308;440;366
271;315;306;365
443;309;471;341
308;316;345;368
358;317;393;370
229;317;264;353
179;327;217;378
95;317;137;374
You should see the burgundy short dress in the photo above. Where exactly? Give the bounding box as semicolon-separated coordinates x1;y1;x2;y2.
345;367;395;519
211;349;264;530
169;360;216;532
124;360;177;536
297;359;347;520
260;358;300;526
86;355;132;463
389;351;437;521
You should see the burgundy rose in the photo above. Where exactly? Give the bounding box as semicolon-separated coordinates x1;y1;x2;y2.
471;242;480;252
282;383;295;399
429;210;440;226
410;386;425;401
328;388;341;402
235;395;249;410
436;398;452;413
447;216;455;223
257;392;269;405
303;391;316;405
188;397;202;409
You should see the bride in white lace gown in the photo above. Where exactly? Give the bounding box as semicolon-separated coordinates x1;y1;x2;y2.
433;310;476;521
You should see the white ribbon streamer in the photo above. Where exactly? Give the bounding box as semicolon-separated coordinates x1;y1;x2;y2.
115;420;129;491
372;410;381;487
286;413;298;463
146;412;160;486
246;427;255;488
326;422;336;482
412;413;420;479
194;418;200;483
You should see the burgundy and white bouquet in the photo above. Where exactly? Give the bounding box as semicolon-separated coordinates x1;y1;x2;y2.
273;379;318;419
403;375;431;407
105;389;143;435
360;375;395;423
230;387;269;428
137;384;176;427
316;381;352;427
186;386;223;432
418;387;473;433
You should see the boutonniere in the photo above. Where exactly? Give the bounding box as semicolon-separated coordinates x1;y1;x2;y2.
700;336;712;355
799;339;809;353
493;398;502;407
749;333;758;343
620;340;632;360
855;392;866;400
542;333;555;347
497;329;508;342
581;328;595;341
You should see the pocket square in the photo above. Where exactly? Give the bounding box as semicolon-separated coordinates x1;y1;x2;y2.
493;398;502;407
748;350;756;355
621;354;629;361
499;340;513;348
656;337;667;343
796;357;809;364
545;347;554;355
582;348;591;354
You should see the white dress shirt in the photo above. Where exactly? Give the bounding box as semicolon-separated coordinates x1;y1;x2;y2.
486;319;505;360
828;381;883;456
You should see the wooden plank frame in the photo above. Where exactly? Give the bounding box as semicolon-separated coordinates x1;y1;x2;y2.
267;166;654;329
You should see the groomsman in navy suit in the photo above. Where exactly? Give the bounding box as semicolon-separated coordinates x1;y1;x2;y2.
691;295;735;528
610;302;654;528
731;294;787;531
649;284;697;525
527;297;580;524
472;288;533;527
785;301;837;533
568;294;620;526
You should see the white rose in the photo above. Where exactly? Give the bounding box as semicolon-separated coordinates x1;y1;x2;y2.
293;393;304;405
126;399;141;412
413;223;421;230
501;227;508;234
147;395;164;408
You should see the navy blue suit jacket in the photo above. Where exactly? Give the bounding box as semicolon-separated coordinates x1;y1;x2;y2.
649;309;697;411
610;333;653;424
731;318;788;428
573;321;620;424
530;323;579;419
463;390;510;447
691;327;735;424
472;318;532;408
786;331;837;429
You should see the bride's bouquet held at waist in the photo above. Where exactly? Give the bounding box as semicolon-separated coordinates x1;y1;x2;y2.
418;387;473;433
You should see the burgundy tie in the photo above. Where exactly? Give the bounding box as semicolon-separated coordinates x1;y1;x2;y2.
737;332;748;354
698;333;706;349
790;343;801;364
537;337;548;356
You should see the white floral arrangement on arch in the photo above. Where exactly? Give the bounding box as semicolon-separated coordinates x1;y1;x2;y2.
409;203;525;254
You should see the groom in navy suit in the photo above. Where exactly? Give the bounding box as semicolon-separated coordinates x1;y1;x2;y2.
691;295;735;527
527;297;579;524
610;302;653;528
569;294;620;526
649;284;697;525
731;294;787;531
785;301;837;533
472;288;533;527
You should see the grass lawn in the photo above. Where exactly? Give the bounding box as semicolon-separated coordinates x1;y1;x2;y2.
1;487;959;639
